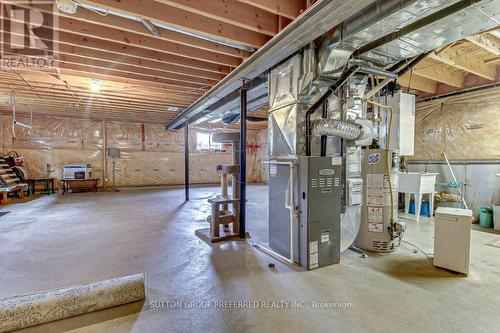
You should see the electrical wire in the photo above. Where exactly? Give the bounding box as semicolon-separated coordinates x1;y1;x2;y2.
402;240;433;259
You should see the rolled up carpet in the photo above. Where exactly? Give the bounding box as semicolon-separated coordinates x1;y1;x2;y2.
0;274;145;333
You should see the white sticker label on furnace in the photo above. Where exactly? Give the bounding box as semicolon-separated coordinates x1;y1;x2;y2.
269;165;277;176
310;252;318;269
309;241;318;254
348;163;359;173
321;231;330;243
332;156;342;165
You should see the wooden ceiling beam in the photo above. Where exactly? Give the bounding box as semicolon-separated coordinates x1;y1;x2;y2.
412;63;465;88
237;0;306;20
428;48;497;81
0;92;184;115
484;56;500;64
56;55;216;87
1;14;242;68
85;0;270;49
0;78;194;106
0;70;203;100
153;0;279;36
0;107;173;125
55;17;242;67
2;42;225;81
2;1;251;59
465;33;500;56
0;27;231;76
0;98;180;116
4;50;220;87
48;63;212;90
0;86;191;110
14;67;208;94
397;73;437;94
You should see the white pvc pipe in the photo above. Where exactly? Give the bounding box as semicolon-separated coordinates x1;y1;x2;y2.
248;241;295;265
260;160;296;264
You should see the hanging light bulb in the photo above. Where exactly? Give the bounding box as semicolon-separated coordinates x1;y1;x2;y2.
90;79;101;92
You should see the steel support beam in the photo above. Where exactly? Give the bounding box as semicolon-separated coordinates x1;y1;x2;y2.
239;85;247;238
184;121;190;201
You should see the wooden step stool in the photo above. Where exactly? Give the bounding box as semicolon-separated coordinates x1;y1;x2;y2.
207;195;240;242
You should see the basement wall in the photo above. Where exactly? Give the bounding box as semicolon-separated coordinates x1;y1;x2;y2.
408;87;500;216
0;115;268;189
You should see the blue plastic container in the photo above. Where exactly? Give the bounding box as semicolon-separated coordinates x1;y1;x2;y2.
409;202;415;214
421;202;430;217
408;202;430;217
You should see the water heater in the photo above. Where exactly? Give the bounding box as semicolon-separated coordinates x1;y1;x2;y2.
355;149;400;252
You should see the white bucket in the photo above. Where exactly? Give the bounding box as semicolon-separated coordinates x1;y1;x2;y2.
494;205;500;231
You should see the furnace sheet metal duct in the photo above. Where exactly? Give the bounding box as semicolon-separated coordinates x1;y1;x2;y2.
0;274;146;333
311;119;363;140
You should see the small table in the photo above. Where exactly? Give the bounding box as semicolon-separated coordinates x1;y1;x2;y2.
61;178;100;194
27;178;55;195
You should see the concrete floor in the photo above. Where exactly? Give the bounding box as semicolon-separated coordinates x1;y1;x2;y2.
1;185;500;333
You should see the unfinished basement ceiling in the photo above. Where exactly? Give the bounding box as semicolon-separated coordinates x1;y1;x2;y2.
0;0;498;126
0;0;309;124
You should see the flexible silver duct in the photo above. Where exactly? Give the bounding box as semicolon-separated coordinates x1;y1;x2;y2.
311;119;363;140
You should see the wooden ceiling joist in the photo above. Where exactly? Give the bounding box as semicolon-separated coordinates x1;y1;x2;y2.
397;73;437;94
412;62;465;88
0;94;180;115
44;68;207;95
4;51;220;87
1;14;242;68
0;30;232;78
0;85;191;110
153;0;281;36
0;97;180;116
465;33;500;56
85;0;270;49
0;77;197;104
0;71;202;100
6;1;251;59
51;63;211;90
0;106;173;124
428;48;497;81
44;44;226;81
237;0;306;20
